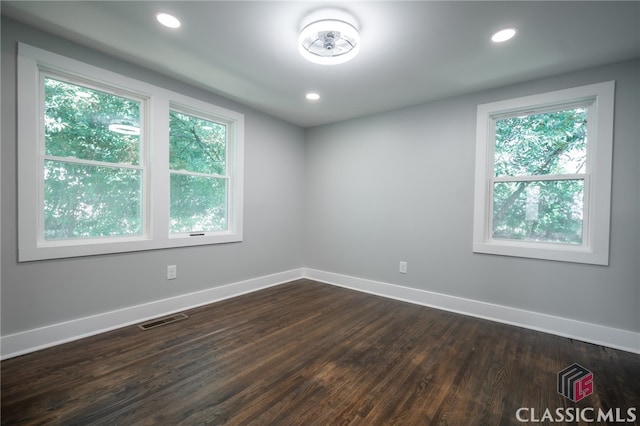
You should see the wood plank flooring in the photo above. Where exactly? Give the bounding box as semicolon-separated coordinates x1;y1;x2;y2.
2;279;639;425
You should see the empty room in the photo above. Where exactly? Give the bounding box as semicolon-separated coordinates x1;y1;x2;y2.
1;1;639;424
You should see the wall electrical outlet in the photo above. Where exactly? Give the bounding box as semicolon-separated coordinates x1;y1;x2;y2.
399;261;407;274
167;265;177;280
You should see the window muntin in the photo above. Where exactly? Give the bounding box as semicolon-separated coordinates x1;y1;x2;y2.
42;76;145;241
44;76;141;165
18;43;244;261
170;174;228;234
169;109;230;234
169;110;226;175
493;107;588;178
492;179;585;244
43;161;143;240
490;106;589;246
473;81;615;265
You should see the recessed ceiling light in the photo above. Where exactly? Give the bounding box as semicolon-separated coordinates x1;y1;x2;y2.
299;19;360;65
491;27;517;43
306;93;321;101
157;13;181;29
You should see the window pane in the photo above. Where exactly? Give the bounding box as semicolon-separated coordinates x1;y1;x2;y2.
494;108;587;177
492;180;584;244
169;111;226;175
44;78;140;165
44;160;142;240
170;174;227;233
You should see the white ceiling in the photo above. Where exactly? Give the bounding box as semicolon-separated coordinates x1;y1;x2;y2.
3;1;640;128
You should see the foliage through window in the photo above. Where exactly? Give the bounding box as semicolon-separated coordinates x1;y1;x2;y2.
473;82;615;265
492;107;587;244
18;43;244;261
44;77;144;240
169;110;228;234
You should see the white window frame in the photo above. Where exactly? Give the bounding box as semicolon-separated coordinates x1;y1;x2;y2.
472;81;615;265
167;102;238;237
17;43;244;261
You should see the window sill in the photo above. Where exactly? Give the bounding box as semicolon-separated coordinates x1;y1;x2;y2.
19;232;243;262
473;240;609;265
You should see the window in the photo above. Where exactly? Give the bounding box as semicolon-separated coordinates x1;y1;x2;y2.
473;82;615;265
43;76;145;241
169;108;229;235
18;43;244;261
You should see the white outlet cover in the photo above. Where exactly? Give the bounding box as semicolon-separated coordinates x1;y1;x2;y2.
167;265;177;280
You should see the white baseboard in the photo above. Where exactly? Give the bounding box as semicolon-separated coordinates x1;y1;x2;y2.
0;269;304;360
302;268;640;354
3;267;638;359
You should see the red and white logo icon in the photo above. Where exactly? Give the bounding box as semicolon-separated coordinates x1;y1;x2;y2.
558;363;593;402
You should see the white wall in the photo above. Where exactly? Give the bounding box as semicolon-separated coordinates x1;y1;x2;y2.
1;18;307;336
305;59;640;334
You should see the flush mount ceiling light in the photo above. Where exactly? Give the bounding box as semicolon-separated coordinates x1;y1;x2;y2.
305;92;321;101
157;12;181;29
299;19;360;65
491;27;517;43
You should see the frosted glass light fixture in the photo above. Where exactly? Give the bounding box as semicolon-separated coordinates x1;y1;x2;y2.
299;19;360;65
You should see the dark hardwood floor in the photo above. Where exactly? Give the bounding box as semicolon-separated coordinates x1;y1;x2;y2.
2;279;638;425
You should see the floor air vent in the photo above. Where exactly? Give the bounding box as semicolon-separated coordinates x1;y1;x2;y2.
138;313;189;330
